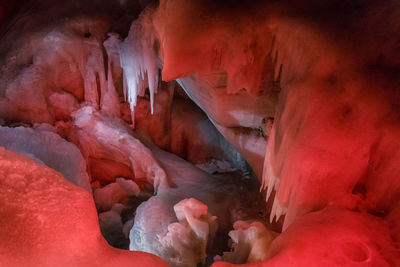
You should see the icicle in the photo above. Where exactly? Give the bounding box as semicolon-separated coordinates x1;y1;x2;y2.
122;71;127;102
270;197;287;223
102;33;122;117
270;197;278;223
275;200;283;222
118;10;159;115
262;126;288;224
275;200;284;222
262;146;278;201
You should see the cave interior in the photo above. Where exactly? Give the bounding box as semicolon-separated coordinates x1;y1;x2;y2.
0;0;399;266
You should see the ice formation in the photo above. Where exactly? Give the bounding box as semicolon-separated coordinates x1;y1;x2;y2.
119;8;160;115
157;198;218;267
215;221;277;264
0;14;118;123
132;80;241;165
72;106;167;190
0;126;90;191
0;147;169;267
261;28;400;230
213;207;400;267
130;146;269;265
